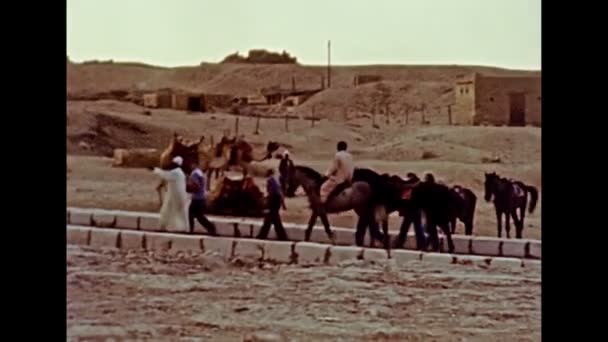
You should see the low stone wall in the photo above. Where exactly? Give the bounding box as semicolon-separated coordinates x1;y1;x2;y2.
67;225;541;271
67;207;541;260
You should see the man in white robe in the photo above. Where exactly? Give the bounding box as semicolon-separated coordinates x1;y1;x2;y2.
153;156;189;232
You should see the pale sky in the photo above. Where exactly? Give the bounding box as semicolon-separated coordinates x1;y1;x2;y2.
67;0;541;69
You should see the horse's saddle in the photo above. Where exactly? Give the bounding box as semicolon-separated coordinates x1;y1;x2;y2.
401;188;413;200
452;186;466;200
512;183;525;198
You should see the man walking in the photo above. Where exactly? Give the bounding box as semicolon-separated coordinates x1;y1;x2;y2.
186;161;218;235
256;168;289;241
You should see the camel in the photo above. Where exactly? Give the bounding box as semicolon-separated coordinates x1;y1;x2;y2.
156;133;279;204
155;133;203;206
197;135;233;190
215;135;280;179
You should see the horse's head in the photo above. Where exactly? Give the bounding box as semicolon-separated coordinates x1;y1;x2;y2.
278;156;297;194
266;141;280;158
484;172;499;202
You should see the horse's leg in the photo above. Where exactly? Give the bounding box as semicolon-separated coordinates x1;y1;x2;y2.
439;221;455;253
305;212;318;241
392;215;411;249
495;208;503;238
464;216;474;236
505;209;512;239
382;218;391;257
319;212;336;245
412;209;426;251
426;217;440;252
355;215;368;247
516;205;526;239
450;217;457;235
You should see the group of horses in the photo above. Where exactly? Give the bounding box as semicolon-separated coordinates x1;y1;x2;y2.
277;154;538;254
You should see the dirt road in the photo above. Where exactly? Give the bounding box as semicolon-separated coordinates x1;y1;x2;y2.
67;245;541;341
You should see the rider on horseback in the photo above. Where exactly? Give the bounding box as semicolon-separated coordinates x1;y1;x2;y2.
320;141;355;205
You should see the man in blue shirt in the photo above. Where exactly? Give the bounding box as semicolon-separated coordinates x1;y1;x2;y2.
256;168;289;240
187;162;217;235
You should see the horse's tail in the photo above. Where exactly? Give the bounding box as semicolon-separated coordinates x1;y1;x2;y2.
524;184;538;213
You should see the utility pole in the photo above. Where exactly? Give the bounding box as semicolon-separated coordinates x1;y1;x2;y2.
327;40;331;88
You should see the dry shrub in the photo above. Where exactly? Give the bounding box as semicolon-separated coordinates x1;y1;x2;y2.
481;156;502;164
421;151;439;160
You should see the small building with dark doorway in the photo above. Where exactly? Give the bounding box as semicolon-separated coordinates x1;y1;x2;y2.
452;73;541;126
172;93;206;112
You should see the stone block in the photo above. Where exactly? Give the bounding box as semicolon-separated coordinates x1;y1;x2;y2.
491;257;523;269
522;259;542;272
202;236;234;259
470;237;501;256
334;228;356;246
139;213;160;231
528;241;541;259
294;242;329;265
283;224;306;241
233;239;264;261
70;210;92;226
454;254;492;267
144;232;174;251
66;226;91;246
119;230;145;250
262;240;294;263
92;212;116;228
391;249;421;264
327;246;362;265
362;248;388;262
171;234;203;253
115;212;140;230
89;228;120;249
501;240;527;258
451;236;472;255
421;252;456;264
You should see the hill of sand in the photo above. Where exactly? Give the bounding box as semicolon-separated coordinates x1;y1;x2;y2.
67;61;540;121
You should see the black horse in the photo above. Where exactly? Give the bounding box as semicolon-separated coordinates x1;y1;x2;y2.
448;185;477;235
387;173;455;253
484;172;538;239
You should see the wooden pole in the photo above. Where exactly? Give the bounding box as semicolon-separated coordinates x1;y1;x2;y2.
372;106;377;127
385;104;390;125
448;105;452;125
254;113;261;134
235;116;239;135
285;112;289;132
327;40;331;88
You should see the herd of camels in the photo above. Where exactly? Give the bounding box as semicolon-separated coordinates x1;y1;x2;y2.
156;133;280;203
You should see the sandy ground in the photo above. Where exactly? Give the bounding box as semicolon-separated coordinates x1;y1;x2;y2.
67;245;541;341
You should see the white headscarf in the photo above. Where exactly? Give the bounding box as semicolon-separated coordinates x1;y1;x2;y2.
172;156;183;166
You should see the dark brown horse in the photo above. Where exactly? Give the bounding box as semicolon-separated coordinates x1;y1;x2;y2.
484;172;538;239
385;173;455;253
449;185;477;235
279;163;383;247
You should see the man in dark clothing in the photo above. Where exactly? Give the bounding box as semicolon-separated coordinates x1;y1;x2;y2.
256;168;289;241
186;162;217;235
